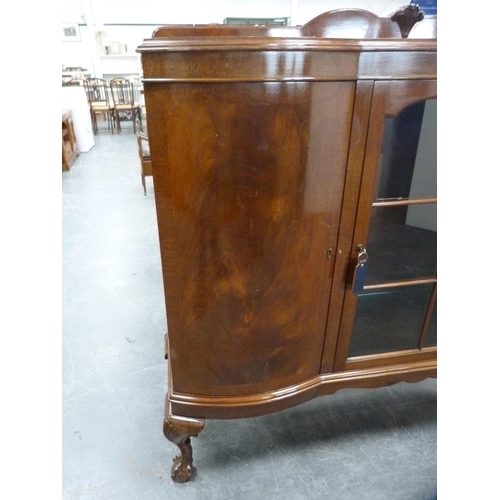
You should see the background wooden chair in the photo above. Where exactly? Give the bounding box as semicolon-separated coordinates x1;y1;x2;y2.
137;132;152;195
84;78;116;134
110;78;142;134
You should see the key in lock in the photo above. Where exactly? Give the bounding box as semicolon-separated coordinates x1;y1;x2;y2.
352;244;368;294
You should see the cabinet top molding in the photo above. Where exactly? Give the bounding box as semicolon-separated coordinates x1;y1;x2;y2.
137;6;436;54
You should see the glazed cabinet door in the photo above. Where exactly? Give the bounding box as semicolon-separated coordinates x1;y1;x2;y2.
334;80;437;371
145;81;356;397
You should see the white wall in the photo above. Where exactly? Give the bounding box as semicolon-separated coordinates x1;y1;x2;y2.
63;0;411;26
61;25;96;73
61;0;413;75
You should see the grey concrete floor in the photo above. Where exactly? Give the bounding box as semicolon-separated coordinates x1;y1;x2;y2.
62;123;437;499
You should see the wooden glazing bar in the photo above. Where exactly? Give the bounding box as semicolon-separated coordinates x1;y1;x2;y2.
346;346;437;370
372;197;437;207
362;278;437;291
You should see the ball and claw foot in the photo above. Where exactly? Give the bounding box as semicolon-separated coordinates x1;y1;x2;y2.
164;415;205;483
170;436;194;483
171;453;193;483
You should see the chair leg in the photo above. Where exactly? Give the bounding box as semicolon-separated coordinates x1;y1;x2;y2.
91;111;98;134
135;108;143;133
107;111;114;135
141;172;146;195
115;110;121;134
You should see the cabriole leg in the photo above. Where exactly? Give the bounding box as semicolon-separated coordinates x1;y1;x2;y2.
163;413;205;483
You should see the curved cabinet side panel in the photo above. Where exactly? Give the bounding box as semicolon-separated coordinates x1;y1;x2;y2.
145;81;355;396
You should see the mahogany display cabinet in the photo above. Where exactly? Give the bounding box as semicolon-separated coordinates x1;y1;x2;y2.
137;4;437;482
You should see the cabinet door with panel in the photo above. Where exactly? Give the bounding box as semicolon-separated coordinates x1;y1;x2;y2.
335;80;437;372
147;81;355;398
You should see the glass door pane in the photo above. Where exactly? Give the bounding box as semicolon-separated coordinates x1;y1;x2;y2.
365;205;437;285
349;283;435;356
375;99;437;202
347;96;437;359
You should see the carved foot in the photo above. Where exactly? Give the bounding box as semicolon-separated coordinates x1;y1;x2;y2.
171;437;193;483
163;414;205;483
